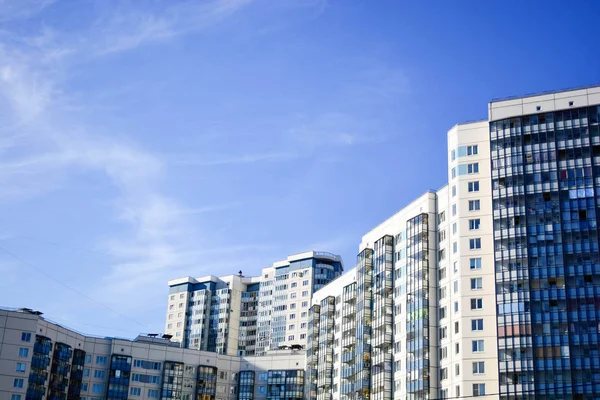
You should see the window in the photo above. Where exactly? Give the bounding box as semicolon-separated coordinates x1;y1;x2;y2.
438;211;446;224
451;150;456;161
455;343;460;354
439;347;447;360
301;301;308;307
85;355;92;363
15;363;26;372
439;307;447;320
441;389;448;399
258;386;267;394
454;321;459;333
471;298;483;310
167;323;172;329
14;378;24;388
96;356;107;365
469;238;481;249
439;229;446;242
440;367;448;380
473;362;485;374
473;383;485;396
84;369;90;377
176;322;182;328
289;324;295;330
258;373;267;381
177;312;182;318
168;314;173;320
467;145;478;155
301;323;307;328
439;267;446;281
169;305;174;310
472;340;484;352
471;278;483;290
148;389;159;398
453;281;459;293
92;384;104;393
471;319;484;331
468;200;480;211
468;181;480;192
130;387;141;396
456;385;461;397
452;167;456;179
452;204;457;216
439;249;446;261
94;370;106;379
303;280;309;286
180;293;184;298
290;292;297;298
301;312;307;317
289;314;296;320
21;333;31;342
467;163;479;174
300;334;306;339
469;219;480;230
302;291;309;297
290;303;296;309
291;282;297;288
470;258;482;270
288;335;294;341
452;222;457;234
454;301;459;313
82;383;88;391
18;348;29;357
453;261;458;273
439;326;447;339
439;286;447;299
452;241;457;254
11;396;21;400
455;363;460;376
170;295;175;300
452;185;456;197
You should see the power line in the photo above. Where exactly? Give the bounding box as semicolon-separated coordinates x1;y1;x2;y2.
0;243;150;330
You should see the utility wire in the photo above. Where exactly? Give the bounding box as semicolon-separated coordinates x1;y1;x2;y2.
0;243;150;330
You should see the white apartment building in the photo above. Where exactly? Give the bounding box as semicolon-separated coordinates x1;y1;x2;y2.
0;307;305;400
165;251;343;356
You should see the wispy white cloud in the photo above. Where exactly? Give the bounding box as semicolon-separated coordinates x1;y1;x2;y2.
0;0;56;22
171;151;300;166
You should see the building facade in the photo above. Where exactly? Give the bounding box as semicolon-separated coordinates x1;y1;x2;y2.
165;252;343;356
305;85;600;400
0;308;305;400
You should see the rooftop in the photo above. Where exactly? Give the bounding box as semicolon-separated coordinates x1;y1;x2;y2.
490;83;600;103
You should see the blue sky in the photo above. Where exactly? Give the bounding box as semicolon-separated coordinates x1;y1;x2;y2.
0;0;598;337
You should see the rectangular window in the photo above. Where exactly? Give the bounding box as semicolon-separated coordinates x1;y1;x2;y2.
451;150;456;161
290;303;296;309
454;321;459;333
84;369;90;377
85;355;92;363
20;333;31;342
438;211;446;224
11;395;21;400
15;363;26;372
258;386;267;394
469;219;480;230
456;385;461;397
289;314;296;320
467;163;479;174
302;291;308;296
94;370;106;379
451;167;456;179
82;383;88;391
455;363;460;376
14;378;24;388
92;384;104;393
95;356;107;365
303;280;309;286
470;258;482;269
439;249;445;261
473;383;485;396
300;333;306;339
288;335;294;341
452;241;457;254
467;145;478;155
440;368;448;380
472;340;484;352
473;362;485;374
301;323;307;328
455;342;460;354
439;267;446;281
148;389;159;398
454;301;459;313
471;298;483;310
452;185;456;197
471;278;483;290
18;348;29;357
469;238;481;249
301;301;308;307
468;181;480;192
130;387;141;396
452;204;457;216
291;282;297;288
454;281;459;293
471;319;484;331
439;327;447;339
468;200;481;211
452;222;457;234
439;307;446;320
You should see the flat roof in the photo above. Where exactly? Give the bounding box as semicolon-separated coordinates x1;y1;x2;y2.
490;83;600;103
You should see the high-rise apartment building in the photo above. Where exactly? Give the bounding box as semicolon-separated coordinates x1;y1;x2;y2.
0;307;306;400
166;252;343;356
305;85;600;400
